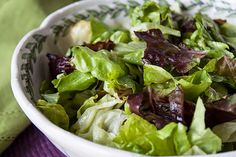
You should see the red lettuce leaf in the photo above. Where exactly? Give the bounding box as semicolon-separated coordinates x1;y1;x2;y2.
205;94;236;127
184;94;236;128
128;85;236;129
214;19;227;25
84;40;115;51
127;86;185;129
172;13;196;33
134;29;205;74
127;93;143;115
216;56;236;83
47;54;74;78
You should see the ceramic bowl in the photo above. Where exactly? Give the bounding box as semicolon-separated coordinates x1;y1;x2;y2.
11;0;236;157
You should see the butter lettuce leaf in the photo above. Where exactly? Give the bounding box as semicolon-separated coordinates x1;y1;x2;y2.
52;70;96;93
113;114;178;156
114;41;146;65
71;46;126;81
219;22;236;50
143;64;174;85
90;17;110;42
213;120;236;143
188;98;222;154
173;123;191;155
143;64;177;96
129;1;180;40
178;70;212;100
36;100;69;130
110;30;131;44
73;94;126;146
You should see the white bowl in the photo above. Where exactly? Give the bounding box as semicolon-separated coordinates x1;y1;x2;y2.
11;0;236;157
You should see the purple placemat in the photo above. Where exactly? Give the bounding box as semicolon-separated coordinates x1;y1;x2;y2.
2;124;66;157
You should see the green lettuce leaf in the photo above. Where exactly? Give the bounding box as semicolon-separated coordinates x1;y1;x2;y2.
71;46;126;81
113;114;177;156
130;22;181;39
203;59;217;72
203;57;236;88
188;97;222;154
219;22;236;50
80;109;127;146
183;13;234;59
202;56;236;88
143;64;174;85
114;41;146;55
90;17;110;42
114;41;146;65
41;93;59;104
76;95;99;119
64;90;97;120
122;51;144;65
93;31;112;43
69;18;111;44
173;123;192;155
103;81;119;98
40;89;96;121
178;70;212;100
74;94;126;146
72;90;96;106
152;80;177;97
40;80;56;94
183;146;206;155
204;83;228;102
213;120;236;143
130;1;174;28
125;63;143;84
52;70;96;93
102;76;139;99
36;100;69;130
110;30;131;43
116;75;139;93
129;1;180;40
143;64;176;96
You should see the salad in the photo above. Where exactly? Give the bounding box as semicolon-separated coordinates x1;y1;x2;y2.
38;1;236;156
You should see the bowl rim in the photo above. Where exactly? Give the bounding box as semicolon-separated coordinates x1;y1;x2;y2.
11;0;236;156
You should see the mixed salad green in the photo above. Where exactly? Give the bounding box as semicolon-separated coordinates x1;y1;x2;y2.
38;1;236;156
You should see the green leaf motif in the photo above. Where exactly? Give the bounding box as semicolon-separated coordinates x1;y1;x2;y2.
227;12;236;18
21;34;47;102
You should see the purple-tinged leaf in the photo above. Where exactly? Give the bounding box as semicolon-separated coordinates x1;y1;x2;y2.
216;55;236;83
128;84;236;129
47;54;74;78
127;93;143;115
184;94;236;128
135;29;205;74
127;86;185;129
205;94;236;127
214;19;227;25
172;13;196;33
84;40;115;51
168;86;184;121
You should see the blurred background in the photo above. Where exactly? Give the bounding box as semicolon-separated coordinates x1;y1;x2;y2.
0;0;76;156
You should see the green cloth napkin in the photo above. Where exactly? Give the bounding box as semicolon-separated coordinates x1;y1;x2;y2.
0;0;74;153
